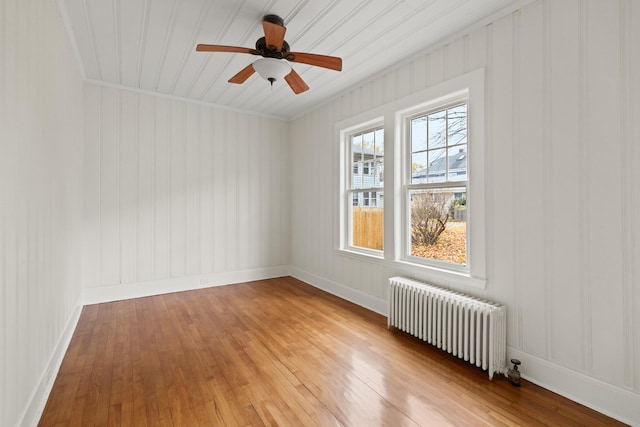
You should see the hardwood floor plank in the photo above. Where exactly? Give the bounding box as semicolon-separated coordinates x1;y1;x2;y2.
39;277;628;426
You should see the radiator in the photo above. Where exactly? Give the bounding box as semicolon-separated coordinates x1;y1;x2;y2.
388;276;506;379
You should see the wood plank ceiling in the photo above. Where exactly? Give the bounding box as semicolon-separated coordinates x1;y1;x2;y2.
57;0;524;120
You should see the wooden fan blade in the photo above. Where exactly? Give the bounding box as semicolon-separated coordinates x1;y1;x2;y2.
228;64;255;84
262;20;286;51
196;44;260;55
284;52;342;71
284;68;309;94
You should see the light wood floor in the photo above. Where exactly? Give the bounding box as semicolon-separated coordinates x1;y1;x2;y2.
40;277;626;426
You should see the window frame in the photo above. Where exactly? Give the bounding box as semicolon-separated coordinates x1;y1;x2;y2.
335;69;485;289
340;119;385;257
402;100;470;274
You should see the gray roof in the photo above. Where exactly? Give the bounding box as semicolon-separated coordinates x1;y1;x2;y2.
413;149;466;180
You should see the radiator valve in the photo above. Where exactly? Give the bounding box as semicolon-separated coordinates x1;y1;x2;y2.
507;359;521;387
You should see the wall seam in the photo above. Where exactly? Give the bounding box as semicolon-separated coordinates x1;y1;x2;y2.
98;86;103;286
135;0;150;87
116;89;122;285
619;0;634;390
512;10;523;350
196;105;202;274
577;0;593;374
81;0;101;80
113;0;121;84
542;0;553;361
134;93;140;282
168;100;173;277
485;23;494;301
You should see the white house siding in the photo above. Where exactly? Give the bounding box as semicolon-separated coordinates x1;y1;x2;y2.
0;0;85;425
81;86;291;295
289;0;640;424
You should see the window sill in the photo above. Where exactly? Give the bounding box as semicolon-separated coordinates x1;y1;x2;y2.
336;248;384;264
335;248;486;290
391;259;486;290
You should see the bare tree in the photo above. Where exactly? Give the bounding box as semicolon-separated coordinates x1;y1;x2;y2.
411;191;452;246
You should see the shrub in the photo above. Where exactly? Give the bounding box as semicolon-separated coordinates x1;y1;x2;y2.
411;192;451;246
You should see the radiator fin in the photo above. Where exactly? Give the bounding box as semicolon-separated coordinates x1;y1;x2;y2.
388;276;506;379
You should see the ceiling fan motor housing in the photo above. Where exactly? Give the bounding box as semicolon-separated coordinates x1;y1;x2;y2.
255;37;290;58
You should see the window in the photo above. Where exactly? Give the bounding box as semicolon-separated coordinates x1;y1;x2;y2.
337;69;485;288
406;104;468;268
345;125;384;253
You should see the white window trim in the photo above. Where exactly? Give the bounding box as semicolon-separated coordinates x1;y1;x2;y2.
399;96;469;274
338;116;385;258
335;69;486;289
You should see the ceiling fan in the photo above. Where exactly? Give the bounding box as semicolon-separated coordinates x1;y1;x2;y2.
196;14;342;94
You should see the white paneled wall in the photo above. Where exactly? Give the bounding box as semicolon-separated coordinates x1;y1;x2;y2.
0;0;85;426
82;86;290;293
290;0;640;423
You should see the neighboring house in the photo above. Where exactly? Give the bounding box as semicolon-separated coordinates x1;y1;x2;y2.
412;147;467;220
350;144;468;210
412;147;467;184
352;144;384;207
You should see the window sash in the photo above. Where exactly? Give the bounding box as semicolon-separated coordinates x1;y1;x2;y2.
345;125;385;255
403;184;467;271
347;189;384;253
403;102;469;271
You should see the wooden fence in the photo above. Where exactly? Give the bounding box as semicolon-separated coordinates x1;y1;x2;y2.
352;207;383;250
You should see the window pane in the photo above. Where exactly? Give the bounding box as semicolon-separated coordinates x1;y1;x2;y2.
427;148;446;183
372;128;384;189
409;188;466;265
448;104;467;146
375;128;384;156
411;152;427;184
353;134;363;157
428;110;446;149
448;144;467;182
375;160;384;185
363;131;375;159
411;117;427;152
351;127;384;191
351;192;384;250
352;135;363;189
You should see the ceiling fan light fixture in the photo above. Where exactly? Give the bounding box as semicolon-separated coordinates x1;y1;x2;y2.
196;14;341;94
253;58;291;87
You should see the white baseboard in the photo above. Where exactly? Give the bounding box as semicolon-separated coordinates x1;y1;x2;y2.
81;265;291;305
20;301;83;427
507;348;639;426
290;266;387;316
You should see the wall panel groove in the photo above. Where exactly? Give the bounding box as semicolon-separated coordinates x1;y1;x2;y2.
619;0;636;391
541;0;553;362
577;0;593;374
631;0;640;395
511;10;523;350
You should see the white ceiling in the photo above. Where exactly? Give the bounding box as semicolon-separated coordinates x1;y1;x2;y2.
57;0;525;120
